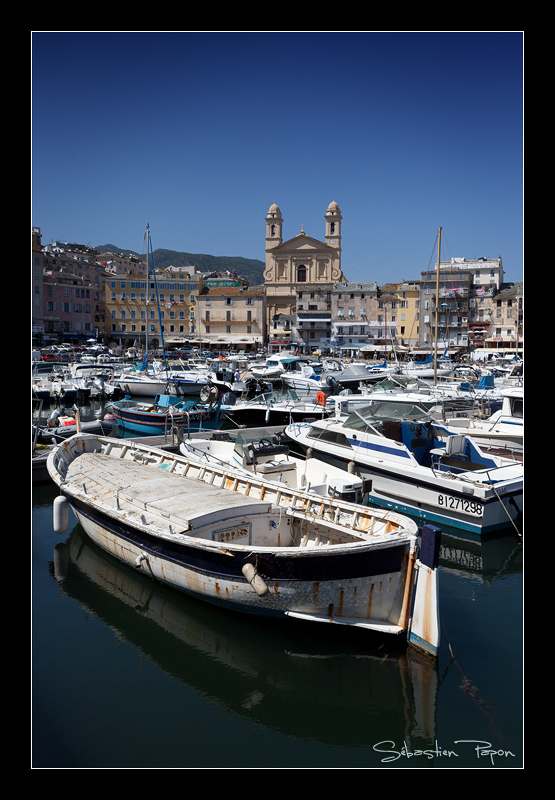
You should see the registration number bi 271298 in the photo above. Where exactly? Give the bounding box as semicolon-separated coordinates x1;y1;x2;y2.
437;494;483;516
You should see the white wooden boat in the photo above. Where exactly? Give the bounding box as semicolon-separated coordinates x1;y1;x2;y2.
179;430;369;503
285;402;523;536
47;433;442;657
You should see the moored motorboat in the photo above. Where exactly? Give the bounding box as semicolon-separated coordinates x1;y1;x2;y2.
399;353;453;380
219;389;330;427
362;359;401;384
249;353;292;380
112;367;171;398
47;432;442;656
440;386;523;453
179;430;369;503
323;363;374;391
285;402;523;536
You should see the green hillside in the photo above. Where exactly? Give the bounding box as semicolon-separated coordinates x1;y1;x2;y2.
96;244;265;286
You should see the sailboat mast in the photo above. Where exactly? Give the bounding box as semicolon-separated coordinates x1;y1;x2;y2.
433;226;442;385
145;223;150;362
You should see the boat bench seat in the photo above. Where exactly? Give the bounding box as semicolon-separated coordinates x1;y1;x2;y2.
437;456;485;472
252;460;296;475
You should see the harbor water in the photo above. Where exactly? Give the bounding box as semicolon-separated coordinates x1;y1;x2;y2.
32;397;523;768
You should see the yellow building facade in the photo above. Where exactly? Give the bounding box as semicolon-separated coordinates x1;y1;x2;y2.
104;259;203;349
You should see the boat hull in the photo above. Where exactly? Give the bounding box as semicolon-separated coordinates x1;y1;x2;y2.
46;434;440;655
222;407;326;427
66;493;414;628
110;405;221;436
114;379;169;398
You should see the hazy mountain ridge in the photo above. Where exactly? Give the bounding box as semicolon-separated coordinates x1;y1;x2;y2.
96;244;265;285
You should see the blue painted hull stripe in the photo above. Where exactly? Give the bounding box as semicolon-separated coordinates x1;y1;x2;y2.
346;438;413;460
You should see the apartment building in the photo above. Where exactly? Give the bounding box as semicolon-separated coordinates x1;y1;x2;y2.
42;267;97;342
418;257;506;351
479;282;523;354
330;282;378;355
104;265;203;349
38;239;105;342
294;285;333;353
196;285;266;352
384;281;420;350
32;227;45;341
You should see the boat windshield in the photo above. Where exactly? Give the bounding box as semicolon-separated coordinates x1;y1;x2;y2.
306;425;353;449
509;396;523;418
245;391;282;405
342;402;432;434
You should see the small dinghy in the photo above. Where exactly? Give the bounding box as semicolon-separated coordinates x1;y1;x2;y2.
32;407;113;444
47;433;442;657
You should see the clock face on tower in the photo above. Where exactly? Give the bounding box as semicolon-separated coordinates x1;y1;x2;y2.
330;238;336;244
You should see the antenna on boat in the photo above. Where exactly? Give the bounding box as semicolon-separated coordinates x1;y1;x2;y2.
433;227;442;386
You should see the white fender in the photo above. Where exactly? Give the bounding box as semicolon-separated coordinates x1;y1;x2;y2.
241;563;269;597
53;496;68;534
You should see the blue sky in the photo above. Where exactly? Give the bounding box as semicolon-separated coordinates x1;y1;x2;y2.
32;31;523;285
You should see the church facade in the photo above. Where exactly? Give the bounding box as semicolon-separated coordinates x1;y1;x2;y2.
264;201;347;338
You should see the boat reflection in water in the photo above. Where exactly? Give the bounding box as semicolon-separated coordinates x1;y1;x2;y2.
51;526;440;751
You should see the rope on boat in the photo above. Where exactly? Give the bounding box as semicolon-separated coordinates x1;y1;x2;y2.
484;469;522;537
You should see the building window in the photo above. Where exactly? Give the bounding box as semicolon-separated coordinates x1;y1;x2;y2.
297;265;307;282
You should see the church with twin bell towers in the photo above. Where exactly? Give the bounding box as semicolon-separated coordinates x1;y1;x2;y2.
263;201;347;330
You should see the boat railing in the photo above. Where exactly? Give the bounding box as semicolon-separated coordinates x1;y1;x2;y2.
67;435;416;542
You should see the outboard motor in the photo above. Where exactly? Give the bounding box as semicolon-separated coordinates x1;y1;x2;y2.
326;375;341;391
199;384;219;405
245;378;259;395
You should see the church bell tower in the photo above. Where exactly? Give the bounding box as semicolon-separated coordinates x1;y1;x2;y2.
325;200;342;252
